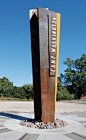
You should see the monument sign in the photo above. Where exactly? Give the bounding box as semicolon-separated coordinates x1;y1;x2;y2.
29;7;61;123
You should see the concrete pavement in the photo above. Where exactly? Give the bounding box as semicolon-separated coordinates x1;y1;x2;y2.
0;101;86;113
0;100;86;140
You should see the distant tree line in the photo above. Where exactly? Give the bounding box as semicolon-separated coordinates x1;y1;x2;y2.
0;54;86;101
0;77;33;100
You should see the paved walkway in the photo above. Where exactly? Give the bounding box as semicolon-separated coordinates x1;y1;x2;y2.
0;101;86;140
0;101;86;113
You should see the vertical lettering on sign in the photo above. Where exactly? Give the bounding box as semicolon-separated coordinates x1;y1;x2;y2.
50;16;57;76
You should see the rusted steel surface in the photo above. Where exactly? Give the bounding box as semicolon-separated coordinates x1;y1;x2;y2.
30;10;41;121
38;7;57;122
38;9;49;69
40;69;55;122
30;7;58;123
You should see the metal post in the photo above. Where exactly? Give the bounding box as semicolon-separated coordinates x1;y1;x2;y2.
29;7;61;123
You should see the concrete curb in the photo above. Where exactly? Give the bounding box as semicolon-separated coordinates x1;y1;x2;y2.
4;114;84;134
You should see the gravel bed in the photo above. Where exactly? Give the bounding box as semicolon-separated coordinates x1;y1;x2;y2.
19;118;68;129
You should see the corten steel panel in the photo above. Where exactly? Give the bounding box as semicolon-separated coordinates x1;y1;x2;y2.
30;7;60;123
38;9;49;69
40;69;55;122
38;7;57;122
30;12;41;121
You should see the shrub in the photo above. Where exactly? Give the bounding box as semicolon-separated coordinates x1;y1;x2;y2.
57;90;74;101
57;91;63;100
22;84;33;99
57;83;75;100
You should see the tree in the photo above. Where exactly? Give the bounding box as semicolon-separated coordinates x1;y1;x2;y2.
59;54;86;99
22;84;33;99
0;77;34;100
0;77;13;97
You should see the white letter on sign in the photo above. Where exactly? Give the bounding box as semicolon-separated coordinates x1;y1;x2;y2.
52;17;56;21
52;28;56;31
52;38;56;41
51;56;56;59
51;48;56;52
52;21;57;24
51;42;56;45
51;60;55;64
51;65;55;68
51;69;55;72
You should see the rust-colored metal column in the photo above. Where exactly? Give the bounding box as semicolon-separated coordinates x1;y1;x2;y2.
29;7;60;123
29;9;41;121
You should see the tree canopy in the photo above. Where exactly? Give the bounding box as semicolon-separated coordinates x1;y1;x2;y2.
58;54;86;99
0;77;33;100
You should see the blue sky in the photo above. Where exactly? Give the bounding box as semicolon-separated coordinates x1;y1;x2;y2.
0;0;86;86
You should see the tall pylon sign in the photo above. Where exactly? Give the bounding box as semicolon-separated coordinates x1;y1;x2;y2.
29;7;61;123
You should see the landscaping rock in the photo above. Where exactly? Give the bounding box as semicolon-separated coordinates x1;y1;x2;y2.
46;125;51;129
19;118;68;129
